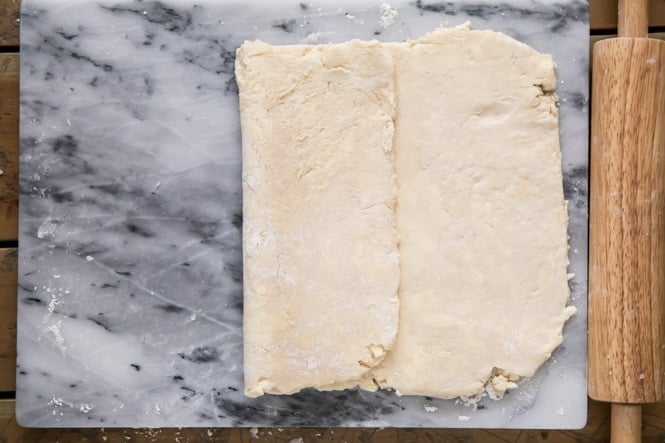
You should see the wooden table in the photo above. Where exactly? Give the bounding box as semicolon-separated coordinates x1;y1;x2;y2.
1;1;665;441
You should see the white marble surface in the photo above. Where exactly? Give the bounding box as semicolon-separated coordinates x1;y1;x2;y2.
17;0;589;428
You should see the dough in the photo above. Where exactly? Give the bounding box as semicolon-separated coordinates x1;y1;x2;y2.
236;40;400;397
370;24;576;398
237;23;576;400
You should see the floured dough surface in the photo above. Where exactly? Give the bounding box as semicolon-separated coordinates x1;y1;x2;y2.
237;40;400;397
237;23;575;400
370;25;575;398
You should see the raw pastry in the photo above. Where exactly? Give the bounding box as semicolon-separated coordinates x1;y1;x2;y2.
370;24;576;398
236;40;400;397
237;23;575;401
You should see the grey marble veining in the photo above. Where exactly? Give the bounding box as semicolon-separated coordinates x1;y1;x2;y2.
18;0;589;428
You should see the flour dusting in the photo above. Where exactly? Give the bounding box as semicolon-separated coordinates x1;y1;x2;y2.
379;3;398;29
46;321;67;354
249;427;259;439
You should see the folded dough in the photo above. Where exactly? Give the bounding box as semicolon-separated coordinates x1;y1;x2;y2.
237;23;575;400
236;40;400;397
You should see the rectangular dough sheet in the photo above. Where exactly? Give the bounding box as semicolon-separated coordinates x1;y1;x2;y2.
370;25;575;399
237;23;575;400
236;40;400;397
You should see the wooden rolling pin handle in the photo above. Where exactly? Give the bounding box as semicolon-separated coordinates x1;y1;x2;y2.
618;0;648;37
611;404;642;443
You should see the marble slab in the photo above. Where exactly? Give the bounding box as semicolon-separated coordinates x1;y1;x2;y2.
17;0;589;428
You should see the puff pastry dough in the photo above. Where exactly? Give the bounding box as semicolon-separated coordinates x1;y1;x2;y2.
237;24;574;400
237;40;400;397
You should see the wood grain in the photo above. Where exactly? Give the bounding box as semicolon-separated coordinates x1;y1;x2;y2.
0;54;18;242
0;0;18;47
618;0;649;37
611;404;642;443
589;37;665;404
590;0;665;30
0;248;16;392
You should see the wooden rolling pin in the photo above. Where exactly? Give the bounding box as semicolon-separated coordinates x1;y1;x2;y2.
589;0;665;441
